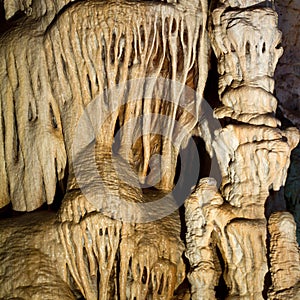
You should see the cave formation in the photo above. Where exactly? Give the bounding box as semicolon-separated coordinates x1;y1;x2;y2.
0;0;300;299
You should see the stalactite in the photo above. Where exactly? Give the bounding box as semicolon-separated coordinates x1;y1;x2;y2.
0;24;67;211
119;214;185;300
59;213;122;300
0;0;208;212
57;205;186;299
44;0;207;195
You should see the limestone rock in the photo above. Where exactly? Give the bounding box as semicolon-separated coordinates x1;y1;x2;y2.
210;5;283;126
0;0;208;212
3;0;32;19
268;212;300;299
185;178;268;299
213;125;299;207
0;0;300;298
0;212;74;299
0;208;185;299
183;0;300;299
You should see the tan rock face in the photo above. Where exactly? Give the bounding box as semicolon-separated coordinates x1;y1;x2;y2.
185;178;268;299
268;212;300;299
0;0;300;299
211;5;283;127
213;125;299;207
0;0;208;211
0;212;75;299
184;0;300;299
0;209;185;299
0;0;206;298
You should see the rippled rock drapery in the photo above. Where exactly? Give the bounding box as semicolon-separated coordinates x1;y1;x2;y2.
0;0;300;299
0;0;207;298
268;212;300;299
0;0;208;211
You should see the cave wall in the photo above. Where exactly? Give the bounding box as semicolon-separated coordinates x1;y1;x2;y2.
0;0;300;299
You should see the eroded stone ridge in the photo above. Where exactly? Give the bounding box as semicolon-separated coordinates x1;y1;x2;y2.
185;0;300;298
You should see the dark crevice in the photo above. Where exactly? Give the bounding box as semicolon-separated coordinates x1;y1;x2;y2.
142;266;147;284
61;54;68;78
203;50;221;110
245;41;250;55
49;159;68;212
13;109;19;163
1;105;5;142
96;267;101;299
86;73;92;99
158;273;164;295
215;246;229;299
115;250;121;299
28;102;33;121
49;103;58;129
112;116;121;154
264;188;286;219
0;203;14;219
0;4;27;36
173;278;191;299
110;32;117;64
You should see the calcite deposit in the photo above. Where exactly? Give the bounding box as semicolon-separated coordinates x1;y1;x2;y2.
185;0;300;299
0;0;299;299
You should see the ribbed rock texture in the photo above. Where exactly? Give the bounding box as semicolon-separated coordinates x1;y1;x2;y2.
0;210;185;299
0;0;207;298
0;0;208;211
185;178;268;299
0;0;300;299
268;212;300;299
185;0;300;299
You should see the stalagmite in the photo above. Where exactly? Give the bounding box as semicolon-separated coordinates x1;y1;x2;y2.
211;3;283;127
268;212;300;299
185;178;268;299
185;0;300;299
213;125;299;207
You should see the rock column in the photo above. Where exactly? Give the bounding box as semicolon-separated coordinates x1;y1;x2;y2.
185;0;300;299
